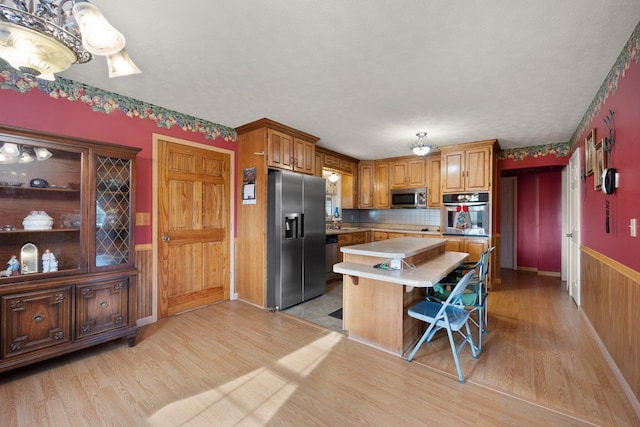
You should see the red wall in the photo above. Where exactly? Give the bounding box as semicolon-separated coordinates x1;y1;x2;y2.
577;56;640;272
513;171;562;273
0;86;236;245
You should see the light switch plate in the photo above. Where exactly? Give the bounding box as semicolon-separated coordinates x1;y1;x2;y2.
631;218;637;237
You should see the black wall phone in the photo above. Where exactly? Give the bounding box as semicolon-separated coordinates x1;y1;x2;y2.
602;168;617;195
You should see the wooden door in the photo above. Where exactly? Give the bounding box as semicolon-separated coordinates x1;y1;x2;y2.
158;140;230;317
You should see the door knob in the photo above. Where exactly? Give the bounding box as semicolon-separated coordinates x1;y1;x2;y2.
162;235;170;242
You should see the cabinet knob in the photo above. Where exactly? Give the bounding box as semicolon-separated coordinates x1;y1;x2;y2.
33;313;45;323
162;235;170;242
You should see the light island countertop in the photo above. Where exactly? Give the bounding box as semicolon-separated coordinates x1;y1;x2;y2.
339;237;446;259
333;236;468;356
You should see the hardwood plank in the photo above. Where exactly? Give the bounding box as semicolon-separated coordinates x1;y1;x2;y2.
2;276;635;426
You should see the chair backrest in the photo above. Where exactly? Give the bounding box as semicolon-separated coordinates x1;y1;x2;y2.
445;270;476;305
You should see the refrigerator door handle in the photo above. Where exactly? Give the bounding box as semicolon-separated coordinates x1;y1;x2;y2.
300;213;304;238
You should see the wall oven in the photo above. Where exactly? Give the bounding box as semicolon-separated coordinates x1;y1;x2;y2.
390;187;427;208
442;192;489;236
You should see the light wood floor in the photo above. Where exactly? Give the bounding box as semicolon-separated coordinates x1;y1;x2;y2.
0;270;638;426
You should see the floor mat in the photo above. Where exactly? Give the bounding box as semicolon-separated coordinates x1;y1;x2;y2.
328;308;343;319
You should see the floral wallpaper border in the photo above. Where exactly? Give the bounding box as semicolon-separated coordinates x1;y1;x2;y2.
496;142;570;161
0;64;237;142
569;20;640;147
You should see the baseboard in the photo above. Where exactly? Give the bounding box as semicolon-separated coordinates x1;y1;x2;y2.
537;270;561;277
136;316;154;327
579;309;640;419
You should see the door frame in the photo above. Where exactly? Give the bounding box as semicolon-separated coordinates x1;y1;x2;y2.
500;176;517;269
565;148;581;306
151;133;235;323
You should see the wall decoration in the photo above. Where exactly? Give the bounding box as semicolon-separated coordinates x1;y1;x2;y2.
594;138;606;190
570;21;640;148
496;142;570;161
0;64;237;143
584;129;595;176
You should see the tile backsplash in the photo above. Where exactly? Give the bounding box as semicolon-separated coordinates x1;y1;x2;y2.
342;208;441;227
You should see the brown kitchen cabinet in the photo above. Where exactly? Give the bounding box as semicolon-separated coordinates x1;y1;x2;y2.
358;161;374;208
374;160;390;208
440;139;497;193
293;137;315;175
425;154;441;207
337;231;368;263
389;157;425;189
444;236;488;264
0;126;139;373
258;120;319;176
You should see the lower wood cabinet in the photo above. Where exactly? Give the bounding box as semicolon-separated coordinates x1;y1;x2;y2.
337;232;368;263
2;286;72;359
0;272;137;373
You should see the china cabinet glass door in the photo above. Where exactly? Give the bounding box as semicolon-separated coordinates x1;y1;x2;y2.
0;142;85;281
94;155;133;269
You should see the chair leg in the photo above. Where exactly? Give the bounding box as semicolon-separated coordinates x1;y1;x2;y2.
476;307;483;353
445;325;465;384
407;321;438;362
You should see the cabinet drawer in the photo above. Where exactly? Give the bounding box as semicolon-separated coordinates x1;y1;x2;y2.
1;287;72;358
352;232;367;244
76;278;129;339
337;234;353;245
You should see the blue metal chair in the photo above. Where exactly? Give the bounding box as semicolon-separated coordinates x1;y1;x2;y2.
406;271;478;383
430;246;494;352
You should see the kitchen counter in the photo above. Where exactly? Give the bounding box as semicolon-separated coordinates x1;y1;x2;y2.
325;227;440;236
333;237;468;356
339;236;446;259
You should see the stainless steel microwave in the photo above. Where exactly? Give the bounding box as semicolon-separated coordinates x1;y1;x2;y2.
390;187;427;208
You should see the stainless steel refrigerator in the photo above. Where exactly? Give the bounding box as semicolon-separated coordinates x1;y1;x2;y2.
267;170;326;310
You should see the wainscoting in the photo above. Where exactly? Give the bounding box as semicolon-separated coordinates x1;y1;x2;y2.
581;246;640;410
135;244;153;324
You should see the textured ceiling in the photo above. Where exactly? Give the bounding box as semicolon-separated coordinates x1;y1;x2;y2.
60;1;640;160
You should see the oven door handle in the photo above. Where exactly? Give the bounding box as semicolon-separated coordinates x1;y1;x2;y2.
443;202;488;207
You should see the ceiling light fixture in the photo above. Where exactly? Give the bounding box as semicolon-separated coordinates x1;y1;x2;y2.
0;0;140;79
0;144;52;164
411;132;433;156
328;172;340;183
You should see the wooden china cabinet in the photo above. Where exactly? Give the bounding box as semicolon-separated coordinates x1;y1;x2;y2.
0;126;140;373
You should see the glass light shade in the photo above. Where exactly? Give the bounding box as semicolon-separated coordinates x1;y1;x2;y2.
34;147;53;161
106;48;141;77
72;1;126;56
18;150;35;163
0;24;77;75
0;143;20;156
328;172;340;183
412;145;431;156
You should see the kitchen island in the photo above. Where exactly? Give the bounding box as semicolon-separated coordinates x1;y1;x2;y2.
333;237;468;356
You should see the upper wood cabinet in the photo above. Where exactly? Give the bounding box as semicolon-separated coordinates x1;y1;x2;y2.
293;137;315;174
374;160;390;208
425;154;441;207
267;129;294;170
439;139;497;193
358;161;374;208
251;120;319;176
389;158;426;189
